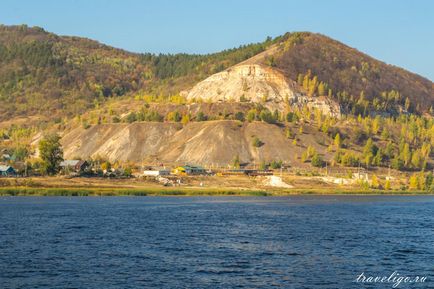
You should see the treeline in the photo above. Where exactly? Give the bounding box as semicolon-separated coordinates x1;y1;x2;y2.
140;35;277;79
0;25;280;120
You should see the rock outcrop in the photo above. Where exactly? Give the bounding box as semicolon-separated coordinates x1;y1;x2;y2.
185;64;341;117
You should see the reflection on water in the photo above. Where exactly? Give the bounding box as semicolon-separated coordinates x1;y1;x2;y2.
0;196;433;288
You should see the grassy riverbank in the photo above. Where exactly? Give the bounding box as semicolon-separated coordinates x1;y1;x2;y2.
0;186;431;197
0;175;431;196
0;187;270;197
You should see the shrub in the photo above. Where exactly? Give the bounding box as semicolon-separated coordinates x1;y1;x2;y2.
124;167;132;177
181;114;190;125
252;137;263;147
82;121;91;129
270;160;282;169
286;112;298;122
311;153;325;167
246;109;257;122
384;179;391;190
234;112;245;122
167;111;182;122
196;112;207;121
259;109;276;124
126;112;137;123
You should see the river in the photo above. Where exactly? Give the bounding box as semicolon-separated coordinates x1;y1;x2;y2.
0;196;432;288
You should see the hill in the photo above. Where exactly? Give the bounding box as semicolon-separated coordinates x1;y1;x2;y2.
0;25;432;124
0;24;275;121
270;32;433;115
0;25;433;176
186;32;433;116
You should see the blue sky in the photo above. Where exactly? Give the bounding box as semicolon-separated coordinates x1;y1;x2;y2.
1;0;433;80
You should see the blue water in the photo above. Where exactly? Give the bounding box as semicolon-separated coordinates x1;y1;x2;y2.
0;196;433;288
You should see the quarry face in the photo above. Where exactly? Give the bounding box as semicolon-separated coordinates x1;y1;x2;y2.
185;64;341;117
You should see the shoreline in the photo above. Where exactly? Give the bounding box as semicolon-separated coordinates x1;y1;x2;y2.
0;186;432;197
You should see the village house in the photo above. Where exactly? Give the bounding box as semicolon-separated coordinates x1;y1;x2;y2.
0;165;16;177
60;160;90;173
1;153;11;162
173;165;207;175
143;167;171;177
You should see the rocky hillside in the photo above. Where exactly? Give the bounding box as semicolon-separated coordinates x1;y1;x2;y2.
184;63;341;117
61;120;331;166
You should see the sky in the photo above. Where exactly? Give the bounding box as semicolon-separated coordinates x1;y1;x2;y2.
1;0;433;80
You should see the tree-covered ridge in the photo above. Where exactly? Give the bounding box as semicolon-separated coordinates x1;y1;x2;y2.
0;25;432;121
272;32;433;114
0;24;277;120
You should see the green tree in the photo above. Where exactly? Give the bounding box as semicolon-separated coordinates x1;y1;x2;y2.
400;143;411;168
425;173;433;191
311;153;325;167
286;112;298;122
391;154;404;170
363;138;379;165
232;155;241;169
234;111;245;121
270;160;282;169
39;133;63;175
410;149;425;170
124;167;132;177
252;137;262;147
246;109;256;122
196;112;206;121
286;128;294;139
259;109;275;124
126;112;137;123
372;149;383;167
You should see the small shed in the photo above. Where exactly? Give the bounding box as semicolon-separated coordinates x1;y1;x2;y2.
0;165;16;176
143;168;170;177
60;160;89;173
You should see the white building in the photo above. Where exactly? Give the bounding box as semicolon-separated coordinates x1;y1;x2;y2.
143;169;170;177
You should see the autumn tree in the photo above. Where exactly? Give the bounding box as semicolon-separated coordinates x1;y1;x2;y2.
39;133;63;175
334;133;341;149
